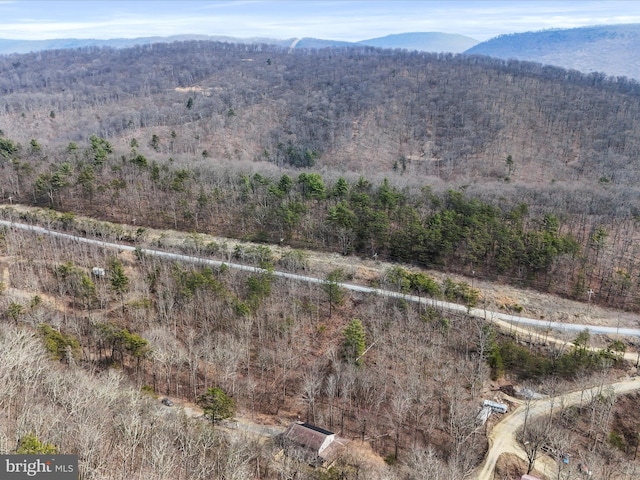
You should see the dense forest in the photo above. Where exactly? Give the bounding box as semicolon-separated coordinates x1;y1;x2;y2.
0;206;634;479
0;210;494;478
2;41;640;180
0;41;637;311
1;41;640;310
2;40;640;479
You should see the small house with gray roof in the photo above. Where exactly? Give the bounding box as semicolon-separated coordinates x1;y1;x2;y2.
279;422;347;466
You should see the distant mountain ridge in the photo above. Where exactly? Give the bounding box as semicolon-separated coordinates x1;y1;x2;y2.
3;24;640;79
0;35;296;54
465;24;640;80
0;32;478;55
358;32;478;52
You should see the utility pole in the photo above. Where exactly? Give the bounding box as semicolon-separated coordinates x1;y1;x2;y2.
587;289;594;316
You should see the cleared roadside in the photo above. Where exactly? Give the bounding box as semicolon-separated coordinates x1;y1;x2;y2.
3;219;640;338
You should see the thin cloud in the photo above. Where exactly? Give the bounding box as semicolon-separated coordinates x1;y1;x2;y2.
1;1;640;41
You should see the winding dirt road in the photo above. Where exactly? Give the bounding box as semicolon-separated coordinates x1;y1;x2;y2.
475;377;640;480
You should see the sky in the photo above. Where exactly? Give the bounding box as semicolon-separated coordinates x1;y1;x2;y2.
1;0;640;42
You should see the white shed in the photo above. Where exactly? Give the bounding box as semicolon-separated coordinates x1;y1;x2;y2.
91;267;106;277
483;399;508;414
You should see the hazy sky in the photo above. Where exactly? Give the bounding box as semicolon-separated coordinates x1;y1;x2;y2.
1;0;640;41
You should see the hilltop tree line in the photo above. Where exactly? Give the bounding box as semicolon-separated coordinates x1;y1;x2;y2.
5;134;630;306
1;41;640;184
2;131;640;309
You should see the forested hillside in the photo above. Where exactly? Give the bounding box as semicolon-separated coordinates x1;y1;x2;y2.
1;41;640;309
3;41;640;182
0;206;634;479
1;41;640;179
465;24;640;81
2;40;640;479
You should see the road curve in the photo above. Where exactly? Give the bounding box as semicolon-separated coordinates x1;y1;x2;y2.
475;377;640;480
2;219;640;338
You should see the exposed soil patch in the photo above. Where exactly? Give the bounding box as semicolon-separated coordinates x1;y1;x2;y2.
495;453;544;479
